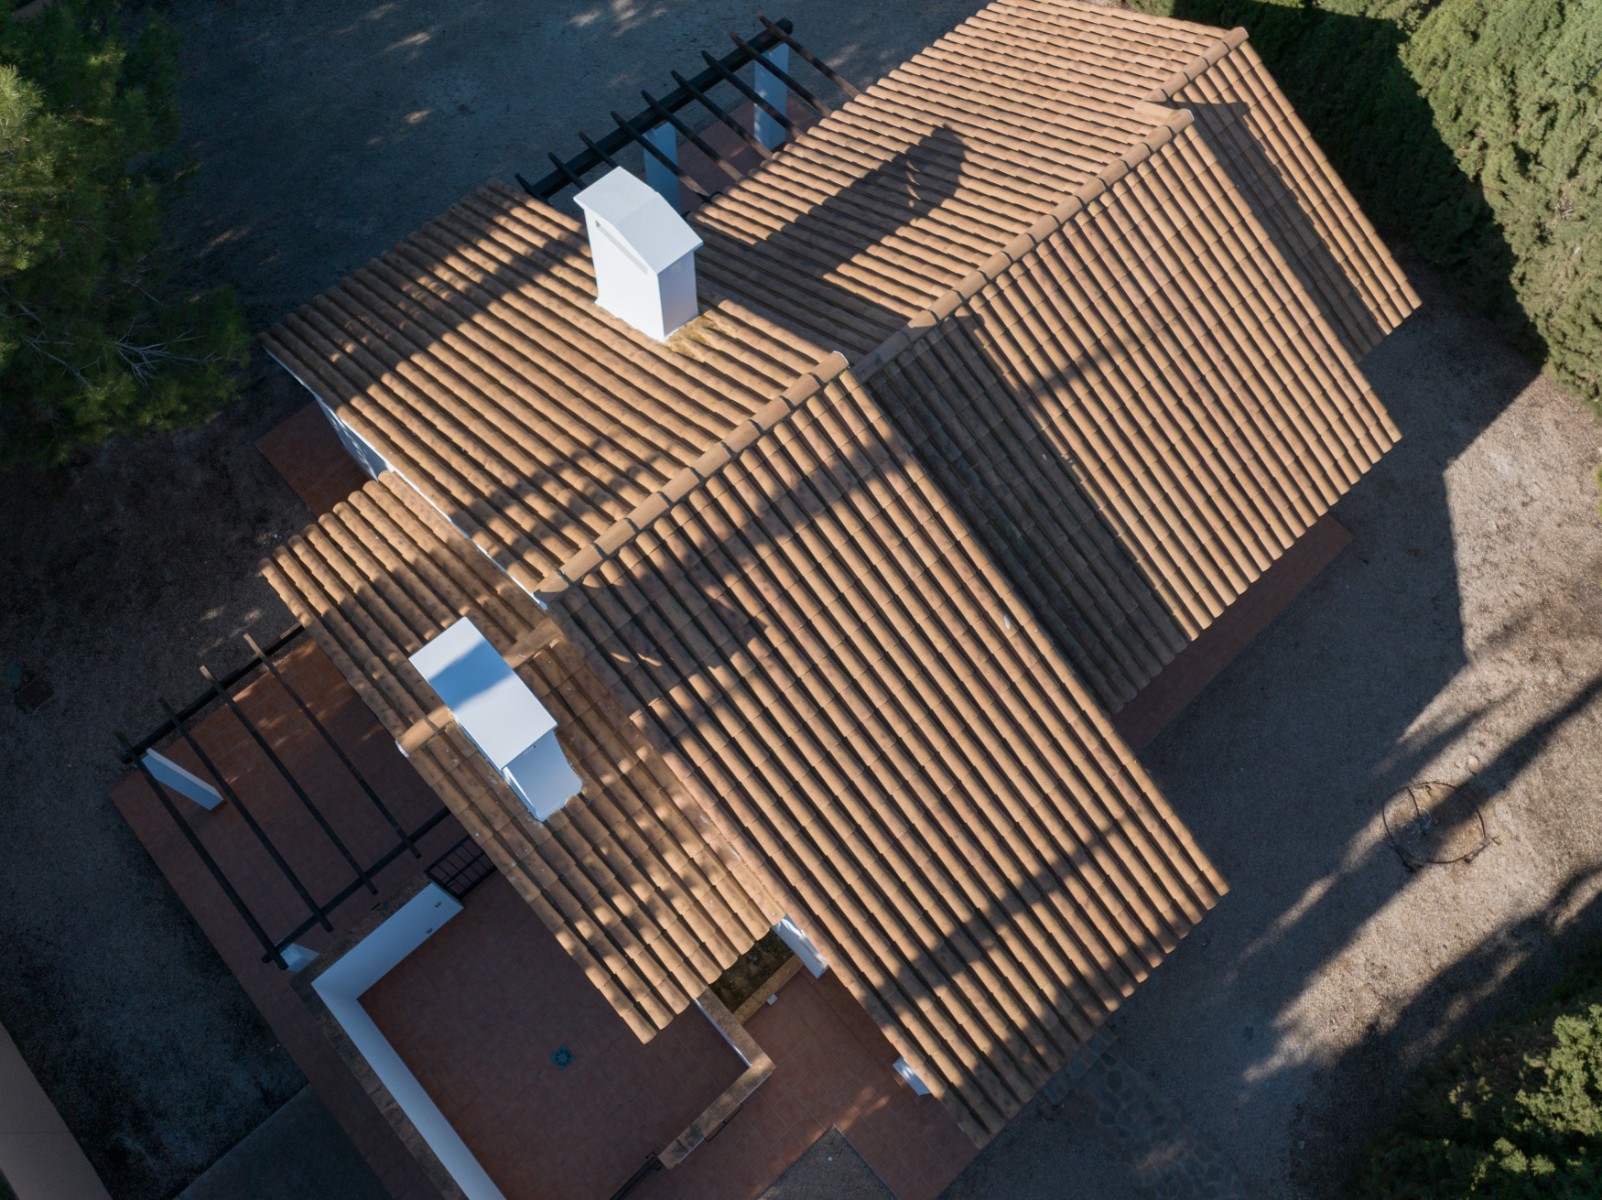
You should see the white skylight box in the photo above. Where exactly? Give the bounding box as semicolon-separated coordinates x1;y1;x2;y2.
409;619;582;820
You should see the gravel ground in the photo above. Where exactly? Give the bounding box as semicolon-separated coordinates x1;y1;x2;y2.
943;272;1602;1199
2;2;1600;1199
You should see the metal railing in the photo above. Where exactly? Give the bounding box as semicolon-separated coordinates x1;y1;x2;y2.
426;834;495;900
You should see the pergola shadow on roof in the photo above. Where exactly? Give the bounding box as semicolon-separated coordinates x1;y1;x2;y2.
118;633;480;971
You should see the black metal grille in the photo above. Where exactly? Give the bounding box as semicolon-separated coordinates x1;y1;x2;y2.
520;14;854;206
118;628;451;969
426;835;495;900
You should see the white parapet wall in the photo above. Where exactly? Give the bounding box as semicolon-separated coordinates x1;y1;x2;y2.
0;1018;111;1200
311;884;506;1200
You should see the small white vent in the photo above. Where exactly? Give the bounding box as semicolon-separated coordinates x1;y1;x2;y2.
409;619;581;820
893;1057;933;1097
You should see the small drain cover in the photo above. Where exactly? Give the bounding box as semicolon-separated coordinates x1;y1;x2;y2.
550;1045;574;1070
1382;780;1488;868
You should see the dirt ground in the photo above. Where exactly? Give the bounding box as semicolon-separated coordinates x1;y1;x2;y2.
2;1;1601;1198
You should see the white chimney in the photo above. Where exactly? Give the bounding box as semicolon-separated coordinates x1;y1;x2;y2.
574;167;703;341
409;618;582;821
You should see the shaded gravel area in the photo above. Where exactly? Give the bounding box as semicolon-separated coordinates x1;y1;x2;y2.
3;2;1600;1198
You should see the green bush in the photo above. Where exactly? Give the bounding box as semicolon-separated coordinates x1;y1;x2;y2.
1357;965;1602;1197
0;0;247;467
1136;0;1602;404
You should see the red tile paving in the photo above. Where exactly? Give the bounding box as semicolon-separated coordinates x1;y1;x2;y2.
363;874;744;1200
257;403;369;515
637;970;977;1200
113;639;466;1200
1112;514;1353;753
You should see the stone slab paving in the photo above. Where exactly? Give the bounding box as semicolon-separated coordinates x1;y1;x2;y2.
1044;1034;1246;1200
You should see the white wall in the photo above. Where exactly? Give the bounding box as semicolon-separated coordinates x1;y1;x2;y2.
0;1018;111;1200
313;885;505;1200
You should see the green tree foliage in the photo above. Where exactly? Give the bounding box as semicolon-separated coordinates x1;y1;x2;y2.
1405;0;1602;403
1358;973;1602;1197
0;0;246;467
1133;0;1602;404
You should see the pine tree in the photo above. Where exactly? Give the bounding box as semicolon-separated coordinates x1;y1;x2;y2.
0;0;247;467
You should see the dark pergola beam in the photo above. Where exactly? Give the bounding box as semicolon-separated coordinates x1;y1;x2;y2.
523;17;795;201
610;109;712;201
698;49;792;134
758;14;861;98
121;626;306;762
200;665;377;897
263;806;455;963
670;68;775;165
728;31;830;117
243;633;418;859
641;89;744;185
157;696;333;933
119;733;286;969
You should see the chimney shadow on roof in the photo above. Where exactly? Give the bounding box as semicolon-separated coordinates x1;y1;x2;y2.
694;127;977;357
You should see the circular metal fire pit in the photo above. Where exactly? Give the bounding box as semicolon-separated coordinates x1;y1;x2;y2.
1381;780;1489;869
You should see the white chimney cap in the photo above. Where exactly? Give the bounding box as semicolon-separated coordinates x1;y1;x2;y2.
574;168;702;273
410;617;582;821
409;618;555;766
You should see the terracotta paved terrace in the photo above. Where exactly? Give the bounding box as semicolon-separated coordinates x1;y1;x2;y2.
361;873;746;1199
113;627;975;1199
636;969;978;1200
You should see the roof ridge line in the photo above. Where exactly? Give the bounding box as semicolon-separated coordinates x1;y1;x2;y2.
1144;25;1249;103
539;351;854;593
852;104;1197;382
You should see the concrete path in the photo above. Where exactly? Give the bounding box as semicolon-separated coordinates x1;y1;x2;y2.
176;1088;387;1200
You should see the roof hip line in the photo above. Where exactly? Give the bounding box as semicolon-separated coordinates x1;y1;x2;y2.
1145;25;1250;103
852;103;1197;381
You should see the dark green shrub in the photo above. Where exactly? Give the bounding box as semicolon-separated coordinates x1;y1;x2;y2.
1357;966;1602;1197
0;0;247;467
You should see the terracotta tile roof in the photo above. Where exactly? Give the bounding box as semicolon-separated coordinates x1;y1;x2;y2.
856;112;1401;711
689;0;1415;360
254;0;1418;1149
541;355;1225;1144
262;473;780;1039
260;185;829;593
